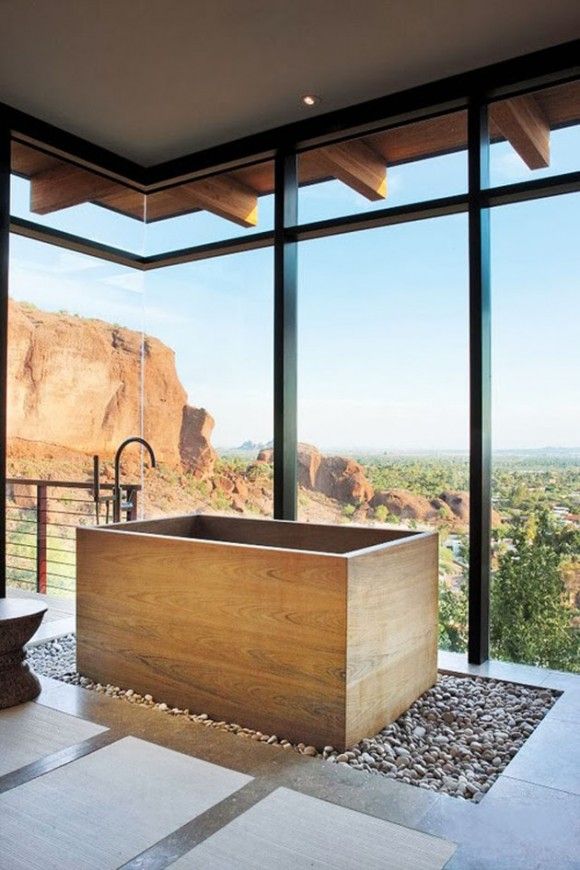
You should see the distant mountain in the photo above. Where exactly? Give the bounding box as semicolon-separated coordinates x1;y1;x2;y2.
232;439;273;452
494;447;580;455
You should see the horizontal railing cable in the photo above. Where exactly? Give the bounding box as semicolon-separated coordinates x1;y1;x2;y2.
6;476;141;595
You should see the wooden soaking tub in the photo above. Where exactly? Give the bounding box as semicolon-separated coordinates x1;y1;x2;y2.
77;514;438;750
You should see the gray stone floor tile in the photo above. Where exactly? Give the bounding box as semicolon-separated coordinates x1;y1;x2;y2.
503;715;580;795
171;787;455;869
0;736;252;870
0;702;106;776
28;617;76;646
7;587;75;614
421;776;580;869
538;668;580;692
438;650;551;684
280;754;440;828
18;672;580;869
548;687;580;723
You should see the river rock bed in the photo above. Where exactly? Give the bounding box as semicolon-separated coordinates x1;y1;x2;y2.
27;634;557;801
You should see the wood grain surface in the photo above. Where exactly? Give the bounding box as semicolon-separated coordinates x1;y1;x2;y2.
77;523;349;747
77;515;437;749
346;533;439;746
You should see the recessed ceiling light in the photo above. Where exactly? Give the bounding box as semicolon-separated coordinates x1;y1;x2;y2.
301;94;320;107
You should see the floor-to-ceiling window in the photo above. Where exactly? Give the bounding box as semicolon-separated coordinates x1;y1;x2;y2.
6;147;277;599
294;114;471;651
143;161;274;255
7;143;147;596
142;248;274;519
10;141;147;254
297;217;470;650
7;234;146;595
140;162;275;519
486;82;580;673
490;194;580;672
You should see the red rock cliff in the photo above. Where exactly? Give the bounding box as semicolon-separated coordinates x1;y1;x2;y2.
7;300;216;476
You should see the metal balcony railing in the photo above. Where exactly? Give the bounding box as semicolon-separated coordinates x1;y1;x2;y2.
5;477;141;595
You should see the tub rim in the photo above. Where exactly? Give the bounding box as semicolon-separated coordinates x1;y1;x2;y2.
76;511;438;560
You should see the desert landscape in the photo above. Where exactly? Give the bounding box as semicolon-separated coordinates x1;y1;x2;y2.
5;300;579;670
5;300;489;529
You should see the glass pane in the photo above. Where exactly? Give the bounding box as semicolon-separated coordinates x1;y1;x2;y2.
6;234;146;597
11;140;146;254
490;193;580;672
297;215;470;652
298;111;467;224
143;162;274;255
488;80;580;188
142;248;273;518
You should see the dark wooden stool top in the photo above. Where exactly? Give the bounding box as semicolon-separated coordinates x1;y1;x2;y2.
0;598;47;708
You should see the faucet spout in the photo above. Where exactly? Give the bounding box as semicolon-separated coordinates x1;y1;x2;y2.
113;437;156;523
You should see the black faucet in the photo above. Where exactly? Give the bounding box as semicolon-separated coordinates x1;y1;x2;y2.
113;437;156;523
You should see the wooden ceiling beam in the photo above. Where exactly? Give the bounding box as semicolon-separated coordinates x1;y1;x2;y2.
308;139;387;201
489;94;550;170
30;162;125;214
176;175;258;227
98;187;146;220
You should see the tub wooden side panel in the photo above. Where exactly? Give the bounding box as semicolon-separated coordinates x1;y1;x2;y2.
76;528;348;748
345;533;438;747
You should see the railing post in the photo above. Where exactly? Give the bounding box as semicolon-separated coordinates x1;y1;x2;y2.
36;484;47;594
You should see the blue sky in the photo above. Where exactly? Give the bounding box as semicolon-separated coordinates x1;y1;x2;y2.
8;126;580;451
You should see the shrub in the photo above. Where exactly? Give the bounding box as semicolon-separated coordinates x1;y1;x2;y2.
374;505;389;523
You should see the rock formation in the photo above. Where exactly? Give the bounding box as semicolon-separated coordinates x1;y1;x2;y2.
438;491;470;524
179;406;217;476
258;442;374;504
438;491;502;528
297;443;322;489
257;443;502;529
314;454;374;504
371;489;447;522
7;300;215;477
370;489;501;528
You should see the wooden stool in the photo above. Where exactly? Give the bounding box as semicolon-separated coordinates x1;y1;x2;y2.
0;599;47;709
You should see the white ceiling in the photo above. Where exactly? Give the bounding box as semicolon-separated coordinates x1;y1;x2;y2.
0;0;578;166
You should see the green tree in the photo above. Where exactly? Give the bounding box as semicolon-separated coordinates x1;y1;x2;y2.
491;510;579;672
439;574;468;652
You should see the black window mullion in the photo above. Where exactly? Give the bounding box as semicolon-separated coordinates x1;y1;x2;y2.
468;96;491;663
273;150;298;520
